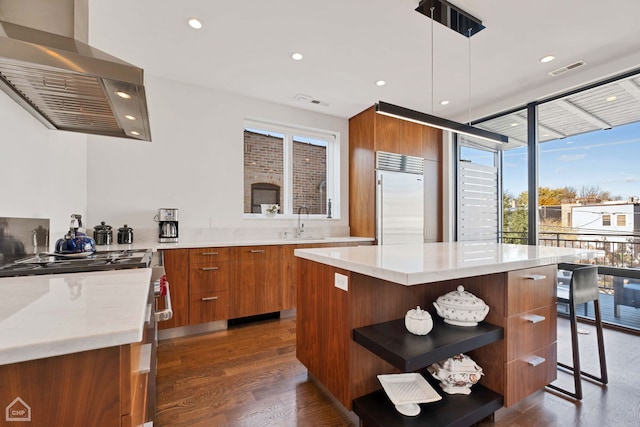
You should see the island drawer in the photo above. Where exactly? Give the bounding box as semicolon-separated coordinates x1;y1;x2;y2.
189;247;230;263
189;291;229;323
506;265;556;315
506;304;557;361
189;262;229;294
505;342;557;406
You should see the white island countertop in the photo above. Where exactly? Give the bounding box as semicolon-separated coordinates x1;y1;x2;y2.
0;268;152;365
294;242;598;286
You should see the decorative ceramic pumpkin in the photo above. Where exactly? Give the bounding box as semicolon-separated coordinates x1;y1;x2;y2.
404;306;433;335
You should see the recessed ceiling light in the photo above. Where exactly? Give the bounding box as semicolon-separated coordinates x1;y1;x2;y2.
440;100;449;105
188;18;202;29
130;130;140;136
375;80;386;86
540;55;555;63
124;115;136;121
606;96;617;102
510;123;519;127
291;52;303;61
115;91;131;99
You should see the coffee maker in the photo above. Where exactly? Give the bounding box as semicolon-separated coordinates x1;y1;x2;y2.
157;208;178;243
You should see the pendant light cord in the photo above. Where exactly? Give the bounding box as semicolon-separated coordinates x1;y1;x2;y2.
430;7;435;114
468;28;472;125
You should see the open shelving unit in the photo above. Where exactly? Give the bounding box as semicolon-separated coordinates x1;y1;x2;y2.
352;316;504;427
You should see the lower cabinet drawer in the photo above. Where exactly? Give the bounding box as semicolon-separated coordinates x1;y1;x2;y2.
505;342;557;406
189;291;229;324
506;304;557;360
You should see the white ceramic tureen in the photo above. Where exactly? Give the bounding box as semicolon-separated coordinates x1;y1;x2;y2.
432;285;489;326
427;353;484;395
404;306;433;335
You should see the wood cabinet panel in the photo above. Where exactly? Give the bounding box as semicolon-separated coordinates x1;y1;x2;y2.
189;261;229;294
189;247;230;263
399;119;424;157
505;342;557;406
230;246;282;318
0;346;124;427
506;304;557;361
421;125;442;162
349;108;376;238
159;249;189;329
507;265;557;315
189;291;230;323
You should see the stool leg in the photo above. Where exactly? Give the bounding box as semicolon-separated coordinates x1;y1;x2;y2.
569;301;583;400
593;300;608;384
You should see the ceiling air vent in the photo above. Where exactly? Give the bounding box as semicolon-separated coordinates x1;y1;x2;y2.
549;60;586;77
293;93;329;106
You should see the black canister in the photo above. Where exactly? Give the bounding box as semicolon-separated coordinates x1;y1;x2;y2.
117;224;134;244
93;221;113;245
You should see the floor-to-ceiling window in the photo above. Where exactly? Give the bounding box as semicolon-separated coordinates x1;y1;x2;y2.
462;69;640;332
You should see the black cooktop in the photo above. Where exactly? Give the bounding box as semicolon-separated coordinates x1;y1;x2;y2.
0;249;152;277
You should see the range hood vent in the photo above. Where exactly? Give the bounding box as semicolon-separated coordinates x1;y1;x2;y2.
0;0;151;141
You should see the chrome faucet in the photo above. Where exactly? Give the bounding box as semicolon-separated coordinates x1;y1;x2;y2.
297;205;309;237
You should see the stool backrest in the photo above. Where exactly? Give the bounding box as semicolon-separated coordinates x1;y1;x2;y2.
570;265;599;306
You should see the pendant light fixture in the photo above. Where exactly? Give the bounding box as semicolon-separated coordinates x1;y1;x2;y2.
376;0;508;145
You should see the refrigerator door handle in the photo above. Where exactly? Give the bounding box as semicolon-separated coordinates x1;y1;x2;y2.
377;174;383;245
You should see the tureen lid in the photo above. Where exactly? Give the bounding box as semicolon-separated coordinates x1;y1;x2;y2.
436;285;487;310
438;354;483;373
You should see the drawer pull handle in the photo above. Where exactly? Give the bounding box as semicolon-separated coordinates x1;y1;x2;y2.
524;274;546;281
201;267;219;271
201;296;219;301
522;314;545;323
524;355;546;367
201;252;219;256
250;249;265;254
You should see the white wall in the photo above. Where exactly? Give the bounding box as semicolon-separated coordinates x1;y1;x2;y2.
0;91;88;242
85;75;350;240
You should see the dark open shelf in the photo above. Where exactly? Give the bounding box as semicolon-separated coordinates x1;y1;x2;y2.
353;316;503;372
353;373;503;427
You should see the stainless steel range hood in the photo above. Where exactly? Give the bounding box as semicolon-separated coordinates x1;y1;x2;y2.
0;0;151;141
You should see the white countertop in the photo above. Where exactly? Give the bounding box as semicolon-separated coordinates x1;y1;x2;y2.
0;268;152;365
95;236;374;252
294;242;598;285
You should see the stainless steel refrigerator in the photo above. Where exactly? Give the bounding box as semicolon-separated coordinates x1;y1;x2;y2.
375;151;425;245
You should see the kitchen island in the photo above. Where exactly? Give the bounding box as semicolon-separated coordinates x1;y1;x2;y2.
0;269;153;426
294;242;597;421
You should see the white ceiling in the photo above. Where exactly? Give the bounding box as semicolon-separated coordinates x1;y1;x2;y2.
88;0;640;124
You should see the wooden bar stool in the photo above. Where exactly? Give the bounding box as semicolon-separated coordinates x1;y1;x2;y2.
547;265;608;400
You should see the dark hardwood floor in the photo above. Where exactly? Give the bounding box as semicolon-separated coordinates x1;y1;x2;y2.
156;316;640;427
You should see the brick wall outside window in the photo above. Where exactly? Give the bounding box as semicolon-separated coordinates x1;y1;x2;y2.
244;130;327;214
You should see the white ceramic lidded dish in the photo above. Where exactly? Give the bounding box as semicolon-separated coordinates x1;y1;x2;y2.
427;353;484;395
432;285;489;326
404;306;433;335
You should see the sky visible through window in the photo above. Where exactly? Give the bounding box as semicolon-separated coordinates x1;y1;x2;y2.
503;120;640;200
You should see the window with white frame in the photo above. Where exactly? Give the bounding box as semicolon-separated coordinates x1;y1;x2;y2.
616;214;626;227
602;214;611;226
243;120;339;217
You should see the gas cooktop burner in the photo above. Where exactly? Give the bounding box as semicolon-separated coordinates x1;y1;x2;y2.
0;249;152;277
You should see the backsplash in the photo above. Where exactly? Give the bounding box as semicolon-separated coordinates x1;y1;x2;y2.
0;217;50;266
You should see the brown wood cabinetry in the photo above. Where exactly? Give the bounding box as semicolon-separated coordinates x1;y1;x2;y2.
0;342;148;427
230;245;283;318
158;248;189;330
296;259;558;410
161;241;371;328
189;247;230;323
349;105;443;242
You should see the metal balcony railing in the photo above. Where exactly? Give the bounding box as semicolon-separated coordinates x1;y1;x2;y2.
499;231;640;333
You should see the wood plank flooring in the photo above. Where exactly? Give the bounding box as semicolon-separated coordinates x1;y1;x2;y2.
156;316;640;427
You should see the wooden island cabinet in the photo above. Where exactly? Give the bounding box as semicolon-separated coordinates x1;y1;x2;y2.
294;242;596;423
